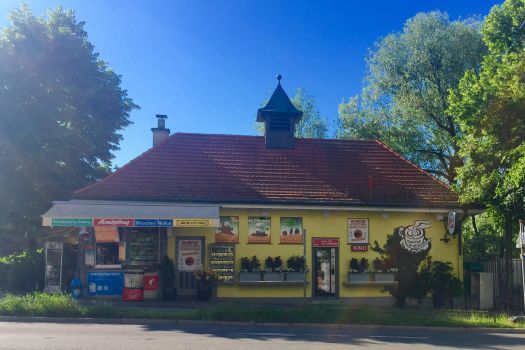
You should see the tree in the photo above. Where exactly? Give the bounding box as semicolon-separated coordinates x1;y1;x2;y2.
256;88;329;138
0;6;138;240
448;0;525;308
338;11;486;184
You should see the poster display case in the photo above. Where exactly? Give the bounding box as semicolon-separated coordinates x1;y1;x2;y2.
209;243;235;284
125;228;160;267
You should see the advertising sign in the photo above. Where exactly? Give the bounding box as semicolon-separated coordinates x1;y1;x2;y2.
280;217;303;244
351;244;369;252
143;274;159;291
135;219;173;227
248;217;271;243
447;212;457;235
348;218;369;244
517;220;525;249
312;238;339;247
174;219;219;227
215;216;239;243
51;218;92;227
87;271;123;296
399;220;432;254
84;245;95;266
94;218;134;227
94;226;119;243
178;239;202;271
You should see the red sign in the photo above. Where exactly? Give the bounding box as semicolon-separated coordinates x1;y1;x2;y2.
94;218;134;227
143;275;159;291
122;288;143;301
351;244;369;252
312;238;339;247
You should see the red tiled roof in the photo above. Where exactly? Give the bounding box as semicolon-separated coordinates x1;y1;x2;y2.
73;133;459;208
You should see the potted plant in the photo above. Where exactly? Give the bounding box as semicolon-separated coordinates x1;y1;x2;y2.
159;255;177;301
283;255;308;281
348;258;370;282
239;255;263;281
194;267;217;301
264;256;283;281
372;257;397;282
420;260;463;309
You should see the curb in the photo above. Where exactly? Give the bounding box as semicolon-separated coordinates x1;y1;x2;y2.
1;316;524;334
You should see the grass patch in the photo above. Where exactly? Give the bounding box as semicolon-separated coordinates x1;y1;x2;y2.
0;293;524;329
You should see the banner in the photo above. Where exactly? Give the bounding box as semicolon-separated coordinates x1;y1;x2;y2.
248;217;271;243
348;218;369;244
215;216;239;243
178;239;202;271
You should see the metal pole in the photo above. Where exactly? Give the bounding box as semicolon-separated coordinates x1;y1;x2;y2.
303;229;307;303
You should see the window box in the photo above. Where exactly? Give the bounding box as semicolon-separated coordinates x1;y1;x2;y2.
239;272;263;282
373;272;396;282
284;272;306;282
264;272;283;281
347;272;370;283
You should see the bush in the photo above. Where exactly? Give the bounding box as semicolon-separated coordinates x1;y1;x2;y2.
264;256;283;272
0;292;83;317
240;255;261;272
286;255;307;272
0;249;45;294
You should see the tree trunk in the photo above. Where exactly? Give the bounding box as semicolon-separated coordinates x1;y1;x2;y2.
503;215;514;310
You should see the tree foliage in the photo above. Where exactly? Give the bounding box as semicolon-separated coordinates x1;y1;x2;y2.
338;11;486;184
0;6;138;236
256;88;329;138
448;0;525;306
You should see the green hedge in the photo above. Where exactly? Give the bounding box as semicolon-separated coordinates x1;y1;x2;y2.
0;249;45;293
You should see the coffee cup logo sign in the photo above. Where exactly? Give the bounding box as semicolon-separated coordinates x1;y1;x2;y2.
399;220;432;253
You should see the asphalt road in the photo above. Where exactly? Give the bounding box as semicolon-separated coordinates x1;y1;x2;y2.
0;321;524;350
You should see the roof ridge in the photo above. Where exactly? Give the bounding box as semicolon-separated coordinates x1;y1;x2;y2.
372;140;454;192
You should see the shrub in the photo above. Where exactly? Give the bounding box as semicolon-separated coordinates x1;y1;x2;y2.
0;292;83;317
0;249;45;294
264;256;283;272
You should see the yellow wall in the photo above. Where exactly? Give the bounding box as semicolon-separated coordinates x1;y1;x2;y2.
167;208;462;299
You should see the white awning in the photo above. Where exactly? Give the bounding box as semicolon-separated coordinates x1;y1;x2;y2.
42;200;220;227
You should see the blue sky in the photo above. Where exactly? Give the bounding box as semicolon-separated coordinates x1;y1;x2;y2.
0;0;501;167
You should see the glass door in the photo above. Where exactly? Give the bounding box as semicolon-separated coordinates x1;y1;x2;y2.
175;237;204;296
313;247;338;297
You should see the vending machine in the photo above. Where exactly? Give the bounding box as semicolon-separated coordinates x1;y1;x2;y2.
45;242;64;293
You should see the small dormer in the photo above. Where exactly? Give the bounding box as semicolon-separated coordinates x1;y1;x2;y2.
257;75;303;149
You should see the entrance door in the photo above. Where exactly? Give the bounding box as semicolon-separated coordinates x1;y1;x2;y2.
313;247;338;297
175;237;205;296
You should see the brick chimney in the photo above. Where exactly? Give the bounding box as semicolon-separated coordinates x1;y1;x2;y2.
151;114;170;147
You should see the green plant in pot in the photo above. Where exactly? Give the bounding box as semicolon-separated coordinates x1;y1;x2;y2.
239;255;262;281
420;259;462;309
372;257;397;282
264;256;283;281
194;267;217;301
348;258;370;282
159;255;176;301
284;255;307;281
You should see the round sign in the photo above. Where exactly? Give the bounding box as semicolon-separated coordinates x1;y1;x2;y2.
447;212;456;235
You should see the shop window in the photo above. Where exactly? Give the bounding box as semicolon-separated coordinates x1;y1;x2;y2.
96;243;120;266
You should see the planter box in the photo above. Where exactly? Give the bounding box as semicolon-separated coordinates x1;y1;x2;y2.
347;272;370;283
239;272;263;282
373;272;395;282
264;272;283;281
284;272;306;282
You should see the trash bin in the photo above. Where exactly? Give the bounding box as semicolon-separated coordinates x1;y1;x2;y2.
122;270;144;301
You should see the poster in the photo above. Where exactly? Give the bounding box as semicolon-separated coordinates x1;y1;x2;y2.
84;245;95;266
94;226;119;243
178;239;202;271
280;217;303;244
248;217;271;243
215;216;239;243
348;218;369;244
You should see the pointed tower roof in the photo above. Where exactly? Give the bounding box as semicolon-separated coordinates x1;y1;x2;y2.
257;74;303;122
